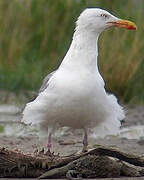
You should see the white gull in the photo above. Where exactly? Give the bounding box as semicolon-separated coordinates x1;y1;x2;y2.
22;8;136;152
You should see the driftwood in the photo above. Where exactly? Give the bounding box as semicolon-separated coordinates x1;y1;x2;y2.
0;145;144;178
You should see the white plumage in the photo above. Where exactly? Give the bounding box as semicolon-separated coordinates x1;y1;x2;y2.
22;8;136;151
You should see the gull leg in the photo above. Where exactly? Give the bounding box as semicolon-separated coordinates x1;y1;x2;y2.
45;129;59;157
47;132;52;152
45;131;53;156
82;128;88;152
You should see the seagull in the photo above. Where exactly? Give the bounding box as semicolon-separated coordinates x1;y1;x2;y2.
22;8;136;153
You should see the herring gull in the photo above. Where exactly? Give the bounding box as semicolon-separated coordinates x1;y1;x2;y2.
22;8;137;153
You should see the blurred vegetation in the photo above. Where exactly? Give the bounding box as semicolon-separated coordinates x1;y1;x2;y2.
0;125;5;133
0;0;143;104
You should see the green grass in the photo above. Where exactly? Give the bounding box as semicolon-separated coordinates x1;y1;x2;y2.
0;125;5;133
0;0;144;104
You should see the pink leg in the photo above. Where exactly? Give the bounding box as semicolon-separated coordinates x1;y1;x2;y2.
82;128;88;152
47;132;52;152
37;129;53;156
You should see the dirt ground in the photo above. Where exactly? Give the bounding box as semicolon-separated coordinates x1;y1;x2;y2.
1;105;144;156
1;130;144;156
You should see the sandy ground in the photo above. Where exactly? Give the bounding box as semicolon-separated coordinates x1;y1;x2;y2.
1;130;144;156
0;105;144;156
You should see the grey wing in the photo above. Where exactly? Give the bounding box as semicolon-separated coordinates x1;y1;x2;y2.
38;70;56;94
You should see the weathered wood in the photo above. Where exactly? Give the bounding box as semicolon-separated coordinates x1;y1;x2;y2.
0;147;83;178
2;178;144;180
87;146;144;167
0;145;144;178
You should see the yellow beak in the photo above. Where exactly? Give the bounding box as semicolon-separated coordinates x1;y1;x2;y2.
109;19;137;30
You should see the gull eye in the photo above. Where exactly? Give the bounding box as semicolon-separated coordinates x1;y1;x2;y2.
100;14;109;18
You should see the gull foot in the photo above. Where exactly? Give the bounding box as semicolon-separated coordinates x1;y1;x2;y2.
33;147;60;157
45;149;60;157
82;147;88;153
38;147;45;155
33;147;45;156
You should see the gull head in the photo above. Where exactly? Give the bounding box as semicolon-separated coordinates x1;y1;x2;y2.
76;8;137;34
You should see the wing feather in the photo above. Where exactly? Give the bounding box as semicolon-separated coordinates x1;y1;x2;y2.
39;70;56;94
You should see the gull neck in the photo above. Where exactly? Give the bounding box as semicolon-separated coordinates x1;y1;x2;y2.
59;28;100;74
